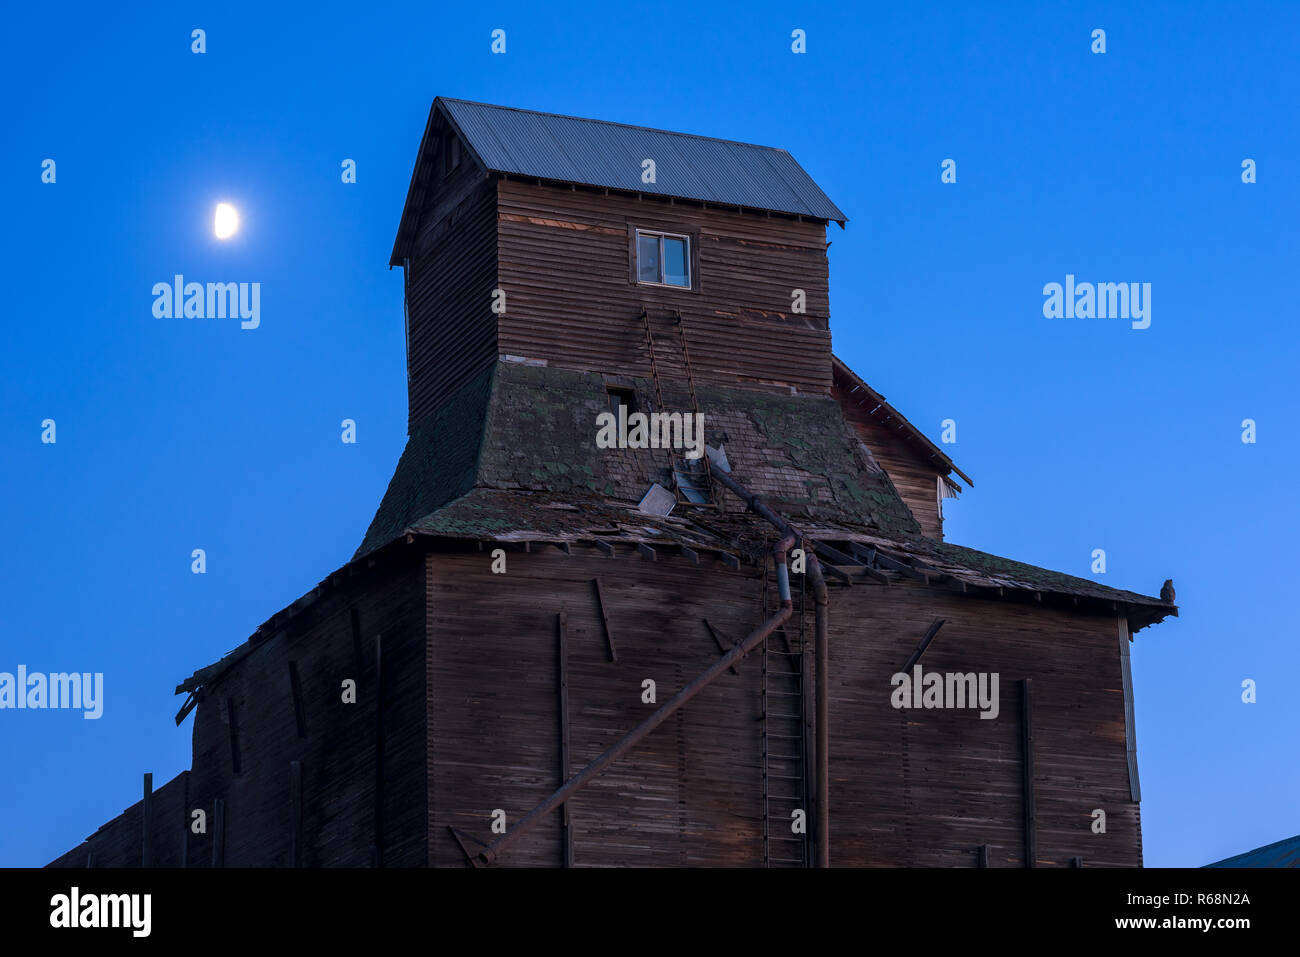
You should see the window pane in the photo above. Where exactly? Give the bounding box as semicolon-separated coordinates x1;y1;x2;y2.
663;237;689;287
637;234;660;282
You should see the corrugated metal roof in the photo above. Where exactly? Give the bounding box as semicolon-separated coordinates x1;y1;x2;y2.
1205;833;1300;868
437;97;846;223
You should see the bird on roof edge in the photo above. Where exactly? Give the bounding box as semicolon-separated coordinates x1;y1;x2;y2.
1160;579;1176;603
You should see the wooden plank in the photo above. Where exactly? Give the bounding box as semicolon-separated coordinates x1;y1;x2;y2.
212;798;225;868
900;619;945;672
226;698;240;775
636;543;657;561
592;577;618;662
1118;615;1141;802
290;760;303;868
288;660;307;738
557;612;574;867
1022;678;1036;868
350;607;363;677
702;618;741;675
141;772;153;868
372;634;384;867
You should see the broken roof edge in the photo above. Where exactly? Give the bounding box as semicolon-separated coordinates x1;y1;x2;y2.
831;354;974;487
175;511;1175;705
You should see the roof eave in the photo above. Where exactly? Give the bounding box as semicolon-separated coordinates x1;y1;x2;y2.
832;355;973;486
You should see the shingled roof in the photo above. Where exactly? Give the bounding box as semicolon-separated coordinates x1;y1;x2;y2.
350;358;1175;625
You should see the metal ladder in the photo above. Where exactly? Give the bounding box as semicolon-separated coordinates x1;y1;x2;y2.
639;307;713;505
760;544;810;866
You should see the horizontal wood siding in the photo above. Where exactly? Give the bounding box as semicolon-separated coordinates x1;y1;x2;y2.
47;771;190;868
833;381;946;539
828;580;1141;867
426;549;1139;868
49;556;429;868
495;180;833;394
406;176;499;431
427;546;778;867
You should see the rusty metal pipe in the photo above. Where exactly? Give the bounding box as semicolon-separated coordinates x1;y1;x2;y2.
476;534;797;866
710;457;831;868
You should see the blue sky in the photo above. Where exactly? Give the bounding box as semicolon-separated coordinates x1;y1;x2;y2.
2;1;1296;867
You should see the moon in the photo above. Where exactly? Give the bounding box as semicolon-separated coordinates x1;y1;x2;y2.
214;203;239;239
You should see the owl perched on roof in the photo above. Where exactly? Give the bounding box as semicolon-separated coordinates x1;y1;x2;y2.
1160;579;1176;603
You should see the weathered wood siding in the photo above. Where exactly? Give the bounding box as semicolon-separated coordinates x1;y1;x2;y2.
494;180;833;394
424;547;1140;867
827;579;1141;867
833;380;946;539
405;169;499;432
49;555;428;868
426;546;778;867
46;771;191;868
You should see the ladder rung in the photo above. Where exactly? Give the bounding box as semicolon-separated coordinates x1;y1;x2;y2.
765;752;802;761
765;691;802;697
763;731;802;738
763;772;805;781
767;857;804;864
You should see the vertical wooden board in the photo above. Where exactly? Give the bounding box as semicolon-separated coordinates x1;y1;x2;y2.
826;579;1142;867
426;547;767;867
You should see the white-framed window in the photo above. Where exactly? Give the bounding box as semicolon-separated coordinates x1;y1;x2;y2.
635;230;691;288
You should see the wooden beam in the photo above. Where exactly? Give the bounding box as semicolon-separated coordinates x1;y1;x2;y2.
592;578;618;662
871;552;929;582
173;692;199;726
288;661;308;738
813;541;862;567
702;619;741;675
372;634;384;867
636;542;657;561
719;552;740;570
592;539;615;557
1117;616;1141;801
1069;856;1083;868
1022;678;1036;868
350;607;363;677
977;844;990;868
226;698;241;775
821;563;853;585
180;770;190;868
900;619;946;673
448;826;488;868
679;545;700;565
289;760;303;868
557;613;574;867
212;798;225;868
141;772;153;868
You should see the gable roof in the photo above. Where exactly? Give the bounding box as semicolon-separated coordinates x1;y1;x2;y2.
391;97;846;264
833;355;974;487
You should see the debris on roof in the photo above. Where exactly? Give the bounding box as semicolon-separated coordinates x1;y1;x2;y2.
638;483;676;516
